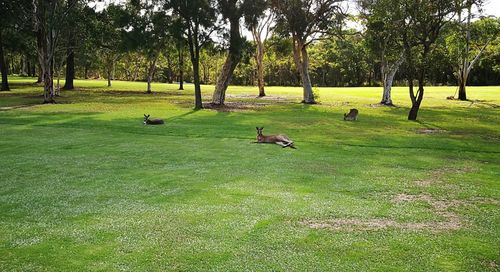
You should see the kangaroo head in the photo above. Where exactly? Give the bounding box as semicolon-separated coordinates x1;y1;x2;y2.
256;127;264;135
143;114;150;124
343;113;347;120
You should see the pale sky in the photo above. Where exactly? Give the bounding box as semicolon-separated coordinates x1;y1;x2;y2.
481;0;500;17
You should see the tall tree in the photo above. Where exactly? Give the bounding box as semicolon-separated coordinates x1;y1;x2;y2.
447;1;499;100
0;30;8;91
123;0;171;93
359;0;405;105
0;0;31;91
169;0;217;109
243;0;274;97
272;0;345;104
32;0;79;103
211;0;245;105
96;4;125;88
62;0;77;90
400;0;458;120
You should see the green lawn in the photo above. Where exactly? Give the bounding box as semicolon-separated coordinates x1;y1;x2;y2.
1;77;499;271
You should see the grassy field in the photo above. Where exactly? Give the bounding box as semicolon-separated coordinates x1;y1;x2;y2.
0;77;499;271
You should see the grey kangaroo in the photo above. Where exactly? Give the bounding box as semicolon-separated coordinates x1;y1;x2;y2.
255;127;295;148
343;109;359;121
143;114;164;125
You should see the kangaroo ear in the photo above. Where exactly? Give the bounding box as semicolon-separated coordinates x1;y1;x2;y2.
256;127;259;130
144;114;147;117
261;127;264;130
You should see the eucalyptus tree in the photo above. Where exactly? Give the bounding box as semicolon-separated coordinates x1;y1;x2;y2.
0;0;32;91
32;0;81;103
400;0;458;120
122;0;172;93
243;0;273;97
272;0;346;104
62;0;78;90
211;0;244;105
168;0;218;109
359;0;405;105
95;4;126;87
447;1;499;100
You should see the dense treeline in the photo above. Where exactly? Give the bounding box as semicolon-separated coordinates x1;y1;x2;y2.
0;0;499;118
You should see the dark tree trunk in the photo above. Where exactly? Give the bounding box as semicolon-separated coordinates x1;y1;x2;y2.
84;65;89;79
212;15;243;105
146;54;158;94
0;30;9;91
63;47;75;90
187;24;202;109
178;45;184;90
458;77;467;101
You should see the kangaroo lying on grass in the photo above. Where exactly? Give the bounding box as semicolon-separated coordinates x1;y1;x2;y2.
255;127;296;148
344;108;358;121
143;114;164;125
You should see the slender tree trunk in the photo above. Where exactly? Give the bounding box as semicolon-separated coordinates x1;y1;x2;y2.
292;36;315;104
0;30;9;91
106;58;113;87
84;65;89;79
212;16;243;105
408;79;424;120
146;54;158;94
252;26;266;97
178;44;184;90
187;24;202;109
300;44;315;104
63;45;75;90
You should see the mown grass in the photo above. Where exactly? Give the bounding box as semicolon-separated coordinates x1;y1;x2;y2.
0;77;499;271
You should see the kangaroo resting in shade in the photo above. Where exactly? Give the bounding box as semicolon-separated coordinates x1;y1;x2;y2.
143;114;164;125
255;127;296;148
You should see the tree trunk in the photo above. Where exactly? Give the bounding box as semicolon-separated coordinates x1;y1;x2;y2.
408;83;424;120
381;55;403;105
106;58;113;87
292;36;315;104
63;46;75;90
178;44;184;90
192;58;202;109
84;65;89;79
458;78;467;100
187;23;203;109
211;16;243;105
300;45;315;104
146;55;158;94
0;30;9;91
252;26;266;97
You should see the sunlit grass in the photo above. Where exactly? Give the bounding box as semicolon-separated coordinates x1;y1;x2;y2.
0;77;499;271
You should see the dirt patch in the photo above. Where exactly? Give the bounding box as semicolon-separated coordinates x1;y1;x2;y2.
202;102;264;112
416;128;447;134
303;193;473;232
414;165;476;187
226;94;291;101
304;217;462;232
486;260;499;270
366;103;398;108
